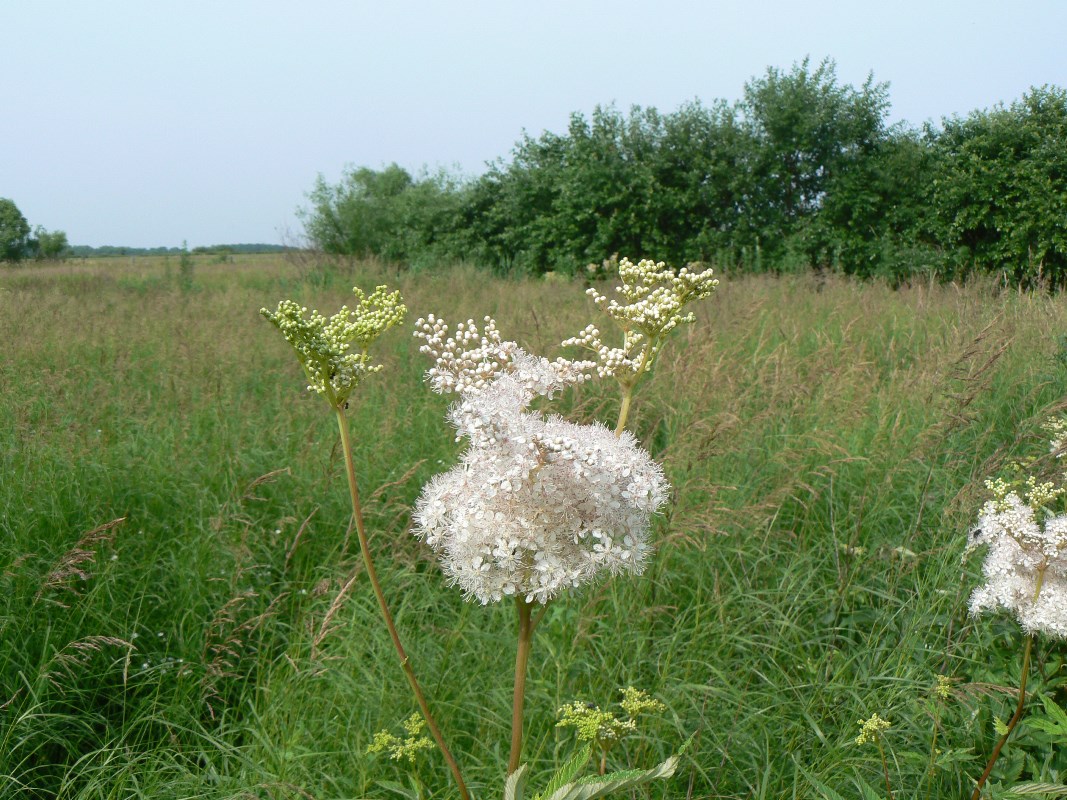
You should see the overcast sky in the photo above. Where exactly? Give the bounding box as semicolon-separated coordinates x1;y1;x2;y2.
2;1;1065;248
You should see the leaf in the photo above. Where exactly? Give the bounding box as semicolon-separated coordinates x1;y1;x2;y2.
533;744;592;800
792;759;848;800
375;780;418;800
1005;783;1067;797
1028;699;1067;739
541;753;680;800
850;774;884;800
505;764;529;800
995;716;1011;737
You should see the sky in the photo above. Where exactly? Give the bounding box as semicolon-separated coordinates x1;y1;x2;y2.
2;1;1065;248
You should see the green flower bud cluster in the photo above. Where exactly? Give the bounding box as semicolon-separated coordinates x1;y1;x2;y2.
563;257;718;386
366;713;434;764
556;687;665;744
261;285;406;407
984;474;1066;516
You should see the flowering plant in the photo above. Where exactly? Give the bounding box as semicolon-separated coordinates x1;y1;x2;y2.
964;415;1067;799
262;257;717;796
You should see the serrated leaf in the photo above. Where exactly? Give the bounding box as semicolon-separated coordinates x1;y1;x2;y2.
1005;783;1067;797
1029;699;1067;739
541;751;679;800
505;764;529;800
533;745;592;800
995;716;1011;737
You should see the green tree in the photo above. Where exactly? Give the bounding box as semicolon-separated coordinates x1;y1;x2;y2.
926;85;1067;286
0;198;31;262
31;227;70;261
302;164;414;257
739;58;891;264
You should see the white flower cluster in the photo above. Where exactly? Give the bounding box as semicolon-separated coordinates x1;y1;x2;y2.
968;492;1067;637
1045;415;1067;457
261;286;406;405
412;318;668;604
414;315;593;397
563;257;718;382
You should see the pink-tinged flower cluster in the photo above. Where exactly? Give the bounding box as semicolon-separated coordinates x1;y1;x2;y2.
412;317;668;604
968;493;1067;638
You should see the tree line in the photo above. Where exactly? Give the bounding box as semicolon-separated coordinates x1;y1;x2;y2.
303;59;1067;287
0;198;69;262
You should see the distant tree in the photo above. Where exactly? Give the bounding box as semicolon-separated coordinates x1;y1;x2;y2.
302;164;414;257
0;198;31;262
32;227;70;261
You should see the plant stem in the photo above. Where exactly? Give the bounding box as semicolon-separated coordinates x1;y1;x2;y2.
508;596;535;775
614;386;634;437
922;700;943;795
970;633;1035;800
334;407;470;800
877;739;895;800
613;343;654;437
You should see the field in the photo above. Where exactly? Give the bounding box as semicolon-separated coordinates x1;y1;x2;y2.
3;253;1067;799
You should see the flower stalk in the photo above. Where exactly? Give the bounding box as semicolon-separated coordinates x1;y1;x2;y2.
508;597;535;775
970;564;1046;800
262;288;468;800
334;406;469;800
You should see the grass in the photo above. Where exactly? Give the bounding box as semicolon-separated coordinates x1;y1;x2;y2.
2;253;1067;798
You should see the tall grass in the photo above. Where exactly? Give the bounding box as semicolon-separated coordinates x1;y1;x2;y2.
2;255;1066;798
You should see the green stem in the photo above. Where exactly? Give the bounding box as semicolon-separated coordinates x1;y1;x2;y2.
613;342;655;437
508;597;535;775
614;386;634;437
334;407;470;800
922;701;943;794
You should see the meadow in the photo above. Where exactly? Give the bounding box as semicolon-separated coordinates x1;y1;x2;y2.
2;253;1067;799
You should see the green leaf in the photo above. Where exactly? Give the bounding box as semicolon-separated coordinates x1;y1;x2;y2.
1028;699;1067;739
850;774;884;800
792;759;848;800
538;736;694;800
540;754;680;800
533;744;592;800
505;765;529;800
1005;783;1067;797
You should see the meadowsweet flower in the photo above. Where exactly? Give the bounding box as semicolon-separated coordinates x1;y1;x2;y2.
557;688;664;744
855;713;891;746
967;492;1067;637
1045;415;1067;457
412;317;668;604
367;713;434;763
261;285;406;406
563;257;718;383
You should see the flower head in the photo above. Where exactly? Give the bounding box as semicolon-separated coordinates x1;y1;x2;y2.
412;317;668;604
367;713;434;764
967;491;1067;637
563;257;718;384
1045;415;1067;457
855;713;891;746
261;285;406;406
